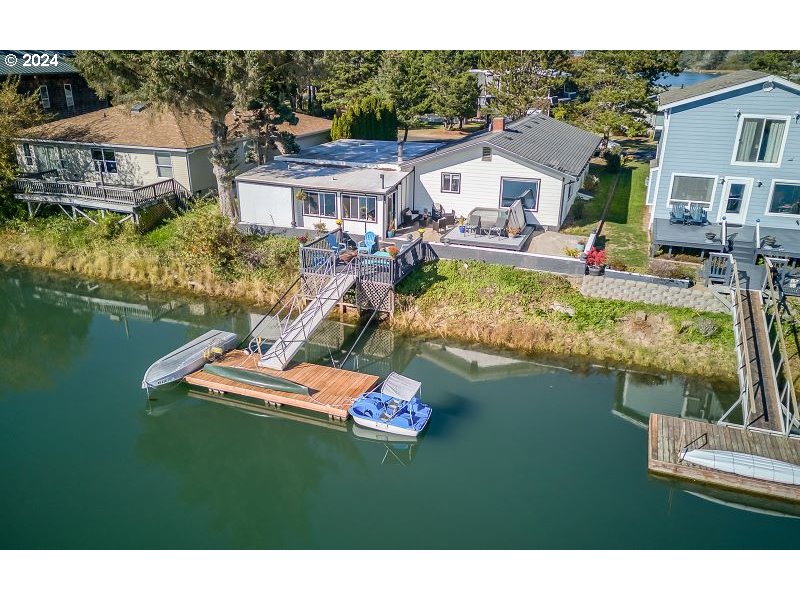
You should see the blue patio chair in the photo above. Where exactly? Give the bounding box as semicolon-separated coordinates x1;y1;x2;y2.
687;203;706;226
669;202;687;225
357;231;378;254
326;233;346;253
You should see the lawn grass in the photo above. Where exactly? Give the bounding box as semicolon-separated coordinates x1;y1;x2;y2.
562;161;651;271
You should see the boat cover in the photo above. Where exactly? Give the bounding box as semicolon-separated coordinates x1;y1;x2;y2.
380;372;421;402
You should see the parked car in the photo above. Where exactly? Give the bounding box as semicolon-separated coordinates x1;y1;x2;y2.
418;114;446;125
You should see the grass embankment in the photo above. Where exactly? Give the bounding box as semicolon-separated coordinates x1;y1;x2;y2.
0;202;298;305
0;202;737;380
394;260;736;380
562;161;651;271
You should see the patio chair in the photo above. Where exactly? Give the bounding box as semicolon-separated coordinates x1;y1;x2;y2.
489;213;509;238
687;203;706;226
326;233;346;253
357;231;378;254
465;213;481;236
669;202;687;225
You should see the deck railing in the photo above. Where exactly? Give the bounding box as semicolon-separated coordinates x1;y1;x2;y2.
13;177;188;209
762;258;800;435
299;228;342;275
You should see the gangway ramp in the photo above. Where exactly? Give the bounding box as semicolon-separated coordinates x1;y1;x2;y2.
259;266;356;370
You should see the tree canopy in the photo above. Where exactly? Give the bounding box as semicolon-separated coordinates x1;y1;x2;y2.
376;50;431;141
0;77;47;220
74;50;297;221
425;51;480;130
317;51;384;112
330;96;398;141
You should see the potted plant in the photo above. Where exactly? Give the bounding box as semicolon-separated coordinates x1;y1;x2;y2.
297;234;309;246
387;228;395;238
314;221;327;233
507;226;521;238
418;227;426;239
335;218;343;228
457;216;466;234
576;238;586;252
387;246;399;258
585;247;607;276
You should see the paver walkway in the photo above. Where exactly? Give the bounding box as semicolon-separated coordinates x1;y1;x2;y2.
580;275;727;313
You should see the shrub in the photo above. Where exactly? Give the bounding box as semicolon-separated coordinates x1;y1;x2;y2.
585;247;607;267
571;201;585;220
647;260;696;282
314;221;327;233
95;213;124;240
694;317;720;338
174;203;244;278
607;257;628;272
582;174;600;193
564;247;579;258
603;148;621;173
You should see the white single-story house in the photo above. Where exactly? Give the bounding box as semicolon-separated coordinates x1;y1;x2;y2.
235;114;601;237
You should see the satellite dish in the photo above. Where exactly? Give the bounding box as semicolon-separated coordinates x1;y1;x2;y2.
763;81;775;92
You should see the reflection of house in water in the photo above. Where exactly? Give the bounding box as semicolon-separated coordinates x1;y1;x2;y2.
419;341;570;382
612;371;728;429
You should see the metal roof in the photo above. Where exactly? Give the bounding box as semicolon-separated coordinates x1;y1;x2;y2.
0;50;79;76
235;161;409;194
658;70;769;107
406;113;601;178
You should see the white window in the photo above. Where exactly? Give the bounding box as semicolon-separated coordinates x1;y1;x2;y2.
767;181;800;216
732;116;789;166
500;177;540;211
441;172;461;193
155;152;173;178
302;190;337;218
342;194;377;222
39;85;50;109
64;84;74;109
668;174;716;206
22;143;34;167
91;148;117;173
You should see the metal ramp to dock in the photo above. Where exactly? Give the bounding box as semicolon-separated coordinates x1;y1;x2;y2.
258;262;357;370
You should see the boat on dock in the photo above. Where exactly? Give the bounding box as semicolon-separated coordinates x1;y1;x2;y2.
348;372;431;437
683;449;800;486
202;363;311;396
141;329;239;389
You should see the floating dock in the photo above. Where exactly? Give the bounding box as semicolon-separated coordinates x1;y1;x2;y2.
648;414;800;503
184;350;379;420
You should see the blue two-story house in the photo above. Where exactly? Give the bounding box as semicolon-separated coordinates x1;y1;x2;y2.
647;70;800;263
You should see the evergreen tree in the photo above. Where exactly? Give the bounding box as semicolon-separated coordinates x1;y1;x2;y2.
75;51;296;221
425;51;480;130
749;51;800;81
480;50;572;119
330;96;398;141
318;51;384;112
376;50;431;141
566;50;681;139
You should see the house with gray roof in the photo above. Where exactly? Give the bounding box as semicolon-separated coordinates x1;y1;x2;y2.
647;70;800;262
235;113;600;240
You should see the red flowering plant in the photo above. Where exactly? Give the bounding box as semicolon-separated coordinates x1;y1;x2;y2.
585;247;607;268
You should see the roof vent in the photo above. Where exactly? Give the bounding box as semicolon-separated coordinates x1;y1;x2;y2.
130;102;148;114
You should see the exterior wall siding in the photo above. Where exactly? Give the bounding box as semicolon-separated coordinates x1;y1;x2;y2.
295;131;330;150
412;145;567;228
654;82;800;229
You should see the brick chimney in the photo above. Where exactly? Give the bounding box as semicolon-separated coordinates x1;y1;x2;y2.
491;117;505;132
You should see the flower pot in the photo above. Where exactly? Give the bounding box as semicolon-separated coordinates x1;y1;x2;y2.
586;265;605;276
458;225;466;234
387;230;395;238
575;243;585;252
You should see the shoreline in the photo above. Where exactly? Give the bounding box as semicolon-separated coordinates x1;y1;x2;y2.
0;249;738;384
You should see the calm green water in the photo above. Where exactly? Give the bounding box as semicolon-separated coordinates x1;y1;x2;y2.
1;266;799;549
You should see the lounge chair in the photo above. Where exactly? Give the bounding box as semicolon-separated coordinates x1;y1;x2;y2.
357;231;378;254
687;203;706;226
465;214;481;236
669;202;687;225
326;233;346;253
489;213;509;238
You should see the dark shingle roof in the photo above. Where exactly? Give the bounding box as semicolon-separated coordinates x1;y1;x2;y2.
0;51;79;76
658;70;768;106
486;114;601;177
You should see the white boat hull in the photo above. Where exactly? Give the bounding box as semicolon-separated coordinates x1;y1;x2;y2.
351;414;421;438
142;329;239;389
684;449;800;486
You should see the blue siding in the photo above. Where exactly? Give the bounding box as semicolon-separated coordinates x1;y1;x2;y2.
654;82;800;229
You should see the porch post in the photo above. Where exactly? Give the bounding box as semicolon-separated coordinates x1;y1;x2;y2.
721;217;727;251
755;219;761;248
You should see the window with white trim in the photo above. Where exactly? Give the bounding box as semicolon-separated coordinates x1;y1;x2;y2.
302;190;337;218
39;85;50;109
441;172;461;193
155;152;173;178
342;193;377;222
733;116;788;165
22;143;34;167
767;181;800;215
91;148;117;173
668;175;715;206
63;84;74;109
500;177;540;210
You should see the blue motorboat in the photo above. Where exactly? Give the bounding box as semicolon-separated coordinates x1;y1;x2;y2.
348;372;431;437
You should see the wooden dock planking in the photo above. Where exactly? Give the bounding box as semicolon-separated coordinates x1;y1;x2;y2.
184;350;379;420
648;414;800;503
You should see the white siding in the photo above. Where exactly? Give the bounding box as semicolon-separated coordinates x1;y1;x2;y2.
412;145;568;228
238;182;293;226
187;148;217;193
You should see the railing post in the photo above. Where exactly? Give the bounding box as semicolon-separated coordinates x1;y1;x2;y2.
721;216;727;250
756;218;761;248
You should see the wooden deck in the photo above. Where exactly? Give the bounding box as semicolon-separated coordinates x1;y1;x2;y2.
648;414;800;503
183;350;379;420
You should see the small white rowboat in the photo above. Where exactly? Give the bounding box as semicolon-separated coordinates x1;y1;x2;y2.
141;329;239;389
683;449;800;486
